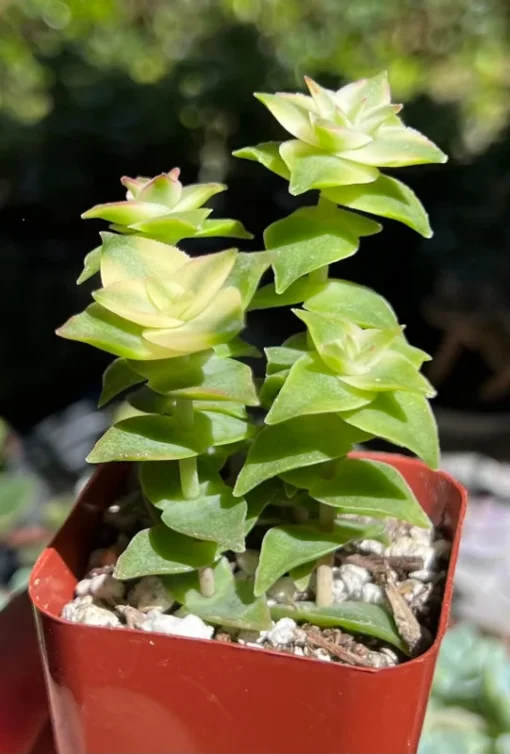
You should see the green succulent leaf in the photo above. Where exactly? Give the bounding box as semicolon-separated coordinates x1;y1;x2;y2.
213;336;260;359
341;390;439;469
128;387;250;423
87;413;212;463
279;140;379;195
56;303;169;360
341;127;448;168
391;336;431;368
194;401;247;419
135;353;259;406
225;251;271;307
233;142;291;179
244;478;286;534
265;206;380;294
137;173;182;206
335;72;392;117
115;525;218;579
129;210;211;243
254;93;318;145
82;201;170;225
169;557;272;631
234;414;369;496
249;278;316;311
173;182;226;211
77;246;101;285
297;457;430;526
142;287;244;355
254;520;385;595
265;341;309;375
322;174;432;238
271;601;407;652
99;358;145;407
266;352;374;424
340;351;436;397
141;462;246;551
259;371;288;408
99;231;188;287
196;409;254;447
290;561;316;592
304;279;398;329
194;218;254;240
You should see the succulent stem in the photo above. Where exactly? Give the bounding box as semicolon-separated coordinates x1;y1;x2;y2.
174;398;214;597
316;503;336;607
174;400;200;500
198;566;215;598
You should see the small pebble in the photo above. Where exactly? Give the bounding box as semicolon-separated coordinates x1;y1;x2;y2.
266;618;298;648
387;537;435;569
62;595;92;620
398;579;425;604
332;579;348;603
380;647;399;665
361;582;385;605
368;651;393;668
409;526;434;544
115;605;147;629
313;648;331;662
336;564;371;599
141;613;214;640
358;539;385;556
92;573;125;602
294;628;307;646
62;601;122;628
409;569;434;582
128;576;174;612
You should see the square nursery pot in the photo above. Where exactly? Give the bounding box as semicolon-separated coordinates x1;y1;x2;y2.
30;452;466;754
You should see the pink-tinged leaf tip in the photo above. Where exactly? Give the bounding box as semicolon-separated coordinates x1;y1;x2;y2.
167;168;181;180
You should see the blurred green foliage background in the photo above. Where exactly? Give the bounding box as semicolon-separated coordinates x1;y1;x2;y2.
2;0;510;428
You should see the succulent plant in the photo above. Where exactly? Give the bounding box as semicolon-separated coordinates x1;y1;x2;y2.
58;72;445;641
420;623;510;754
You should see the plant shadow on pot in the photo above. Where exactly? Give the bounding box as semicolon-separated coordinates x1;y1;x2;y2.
30;452;466;754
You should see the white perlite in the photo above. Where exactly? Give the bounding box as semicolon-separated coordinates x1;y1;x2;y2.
128;576;174;612
61;599;122;628
75;573;125;604
358;539;385;556
332;564;371;602
237;619;306;649
409;526;434;545
141;612;214;640
361;582;385;605
387;537;435;569
266;618;299;648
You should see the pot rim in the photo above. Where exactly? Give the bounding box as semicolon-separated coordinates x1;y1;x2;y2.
29;451;467;675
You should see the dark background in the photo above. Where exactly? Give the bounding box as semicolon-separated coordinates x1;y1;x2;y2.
2;0;510;431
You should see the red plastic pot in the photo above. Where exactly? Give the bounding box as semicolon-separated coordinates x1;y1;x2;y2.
0;591;49;754
30;453;466;754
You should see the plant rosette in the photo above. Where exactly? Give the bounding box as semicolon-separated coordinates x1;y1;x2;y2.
30;73;466;754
